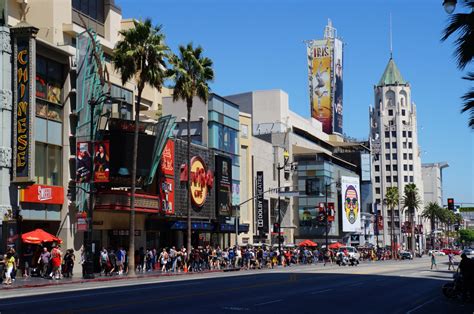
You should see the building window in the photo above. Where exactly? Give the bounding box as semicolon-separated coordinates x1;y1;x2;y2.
385;131;390;137
409;153;413;160
388;109;393;116
386;165;390;171
391;131;396;137
72;0;105;23
404;176;408;182
403;153;407;160
403;142;407;149
403;131;407;137
375;176;380;183
409;176;414;182
393;165;398;171
402;109;406;116
386;176;391;182
403;164;408;171
392;153;397;160
393;176;398;182
385;143;390;149
409;165;413;171
408;131;412;138
375;165;380;172
392;142;397;149
408;142;412;149
36;56;64;105
36;99;62;122
240;124;248;138
385;154;390;160
35;143;62;186
376;198;381;204
375;188;381;194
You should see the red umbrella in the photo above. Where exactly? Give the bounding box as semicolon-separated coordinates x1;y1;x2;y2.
298;240;318;247
21;229;62;245
328;242;344;249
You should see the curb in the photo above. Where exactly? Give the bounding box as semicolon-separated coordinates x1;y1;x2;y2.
1;269;228;291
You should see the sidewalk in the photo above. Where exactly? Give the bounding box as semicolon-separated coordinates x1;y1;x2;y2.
1;268;226;290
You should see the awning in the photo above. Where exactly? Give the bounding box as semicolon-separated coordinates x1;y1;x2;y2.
22;229;62;245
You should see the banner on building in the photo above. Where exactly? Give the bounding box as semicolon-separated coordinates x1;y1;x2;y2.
76;142;92;183
12;27;38;184
361;153;371;182
158;140;175;214
333;38;343;134
94;140;110;182
255;171;268;234
308;39;332;134
20;184;64;205
341;176;361;232
216;155;232;216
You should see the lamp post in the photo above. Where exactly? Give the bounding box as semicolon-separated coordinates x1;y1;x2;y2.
325;180;340;251
277;150;289;260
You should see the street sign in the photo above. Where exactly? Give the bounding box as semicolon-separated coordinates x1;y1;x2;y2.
278;191;300;197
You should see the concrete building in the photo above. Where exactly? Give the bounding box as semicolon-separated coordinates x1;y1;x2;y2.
369;58;425;250
422;162;449;206
238;112;253;245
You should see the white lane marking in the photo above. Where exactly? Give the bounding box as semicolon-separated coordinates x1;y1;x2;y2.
311;288;333;294
222;307;250;311
0;282;200;306
254;299;283;306
405;298;436;314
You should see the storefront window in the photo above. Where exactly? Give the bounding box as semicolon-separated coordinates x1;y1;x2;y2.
35;143;62;186
36;56;64;105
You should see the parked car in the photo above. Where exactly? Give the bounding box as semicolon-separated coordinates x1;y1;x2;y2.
429;250;446;256
400;251;413;260
441;248;462;255
337;246;361;261
462;248;474;256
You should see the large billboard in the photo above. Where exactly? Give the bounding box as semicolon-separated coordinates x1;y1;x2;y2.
215;155;232;216
94;140;110;183
333;38;343;134
341;176;361;232
308;39;332;134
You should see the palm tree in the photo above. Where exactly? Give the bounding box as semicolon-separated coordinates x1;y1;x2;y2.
441;0;474;128
402;184;422;256
168;43;214;254
113;19;168;275
421;202;444;249
385;187;399;258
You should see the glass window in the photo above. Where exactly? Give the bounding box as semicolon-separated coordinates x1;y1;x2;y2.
393;176;398;182
403;153;407;160
409;176;414;183
392;153;397;160
409;153;413;160
385;154;390;160
408;131;412;138
404;176;408;182
385;143;390;149
409;165;413;171
408;142;412;149
402;109;406;116
35;143;47;184
375;176;380;183
386;165;390;171
375;188;380;194
393;165;398;171
391;131;396;137
36;56;64;105
375;165;379;172
241;124;248;138
388;109;393;116
386;176;391;182
35;143;62;186
403;131;406;137
392;142;397;148
403;164;408;171
403;142;407;149
385;131;390;138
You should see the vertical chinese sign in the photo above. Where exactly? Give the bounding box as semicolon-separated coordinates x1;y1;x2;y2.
11;25;38;184
159;140;175;214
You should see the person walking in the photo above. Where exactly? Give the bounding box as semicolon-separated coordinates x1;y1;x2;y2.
51;244;62;279
430;253;437;270
38;247;51;278
2;249;15;285
447;252;455;271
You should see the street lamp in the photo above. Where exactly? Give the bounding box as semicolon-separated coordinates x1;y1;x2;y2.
277;150;290;260
443;0;457;14
325;180;340;252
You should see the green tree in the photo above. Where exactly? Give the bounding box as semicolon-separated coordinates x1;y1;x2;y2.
168;43;214;253
113;19;169;275
460;229;474;244
403;184;422;255
421;202;444;248
385;187;399;258
441;0;474;128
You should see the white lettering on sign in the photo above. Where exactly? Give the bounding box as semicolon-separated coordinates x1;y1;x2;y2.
37;186;52;202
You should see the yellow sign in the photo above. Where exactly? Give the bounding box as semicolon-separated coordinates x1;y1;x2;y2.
190;156;212;207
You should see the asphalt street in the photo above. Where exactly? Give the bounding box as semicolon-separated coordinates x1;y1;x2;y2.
0;257;472;314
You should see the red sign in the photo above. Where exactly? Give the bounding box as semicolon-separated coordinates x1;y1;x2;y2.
327;202;335;222
20;184;64;205
94;140;110;182
160;140;174;176
76;212;88;232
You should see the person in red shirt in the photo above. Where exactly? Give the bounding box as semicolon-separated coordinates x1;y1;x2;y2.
51;244;62;280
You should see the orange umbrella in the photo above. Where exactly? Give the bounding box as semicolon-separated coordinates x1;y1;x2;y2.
22;229;62;245
298;240;318;247
328;242;344;249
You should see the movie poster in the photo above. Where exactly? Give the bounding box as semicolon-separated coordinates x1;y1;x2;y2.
333;38;343;134
94;140;110;182
76;142;92;183
216;155;232;216
341;176;361;232
308;39;332;134
159;140;174;214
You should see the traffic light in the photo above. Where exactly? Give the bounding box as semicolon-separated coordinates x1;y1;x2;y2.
448;198;455;211
273;223;280;233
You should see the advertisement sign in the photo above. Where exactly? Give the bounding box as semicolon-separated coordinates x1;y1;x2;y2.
20;184;64;205
189;156;213;207
76;212;88;232
361;153;371;182
12;35;35;183
159;176;174;214
94;140;110;182
76;142;92;183
216;155;232;216
308;39;332;134
327;202;335;222
333;38;343;134
255;171;268;234
341;176;361;232
160;140;174;177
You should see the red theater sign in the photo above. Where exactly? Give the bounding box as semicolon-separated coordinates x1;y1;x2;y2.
20;184;64;205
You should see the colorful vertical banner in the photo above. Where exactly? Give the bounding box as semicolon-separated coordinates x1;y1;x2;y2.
215;155;232;216
159;140;175;214
333;38;343;134
308;39;332;134
76;142;92;183
94;140;110;182
12;26;38;183
341;176;361;232
255;171;268;235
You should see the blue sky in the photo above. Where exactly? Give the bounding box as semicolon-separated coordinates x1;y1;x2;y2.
118;0;473;205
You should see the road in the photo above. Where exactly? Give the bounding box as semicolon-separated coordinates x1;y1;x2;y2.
0;257;472;314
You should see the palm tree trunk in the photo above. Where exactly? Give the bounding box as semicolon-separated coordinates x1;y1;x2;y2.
410;208;415;257
128;87;142;276
186;101;192;255
431;216;435;250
